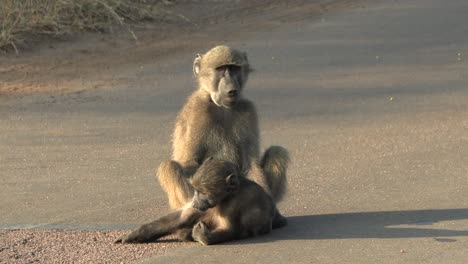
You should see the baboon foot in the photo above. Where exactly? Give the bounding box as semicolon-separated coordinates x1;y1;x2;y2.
192;222;210;245
175;228;194;242
272;211;288;229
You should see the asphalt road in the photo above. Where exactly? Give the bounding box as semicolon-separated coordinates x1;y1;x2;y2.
1;0;468;263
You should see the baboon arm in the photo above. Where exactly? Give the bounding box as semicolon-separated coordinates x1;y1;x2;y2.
245;102;260;160
173;123;207;171
115;207;202;244
196;227;236;246
206;229;236;245
172;98;212;164
237;102;261;176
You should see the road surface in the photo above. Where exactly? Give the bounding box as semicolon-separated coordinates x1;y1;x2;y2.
1;0;467;263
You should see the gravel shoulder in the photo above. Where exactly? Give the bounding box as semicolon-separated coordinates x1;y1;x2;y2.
0;229;191;263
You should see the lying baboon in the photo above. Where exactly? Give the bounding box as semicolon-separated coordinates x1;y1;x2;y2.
157;45;290;210
116;158;287;245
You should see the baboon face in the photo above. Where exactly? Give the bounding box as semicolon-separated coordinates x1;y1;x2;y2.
190;158;239;211
191;190;219;211
193;46;250;109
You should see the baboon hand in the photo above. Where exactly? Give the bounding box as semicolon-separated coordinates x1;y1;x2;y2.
114;233;132;244
114;235;125;244
192;221;210;245
114;232;140;244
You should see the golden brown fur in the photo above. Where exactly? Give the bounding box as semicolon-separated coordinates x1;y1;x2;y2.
157;45;290;209
116;159;286;245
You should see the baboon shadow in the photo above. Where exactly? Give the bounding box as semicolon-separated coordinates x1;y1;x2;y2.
238;208;468;244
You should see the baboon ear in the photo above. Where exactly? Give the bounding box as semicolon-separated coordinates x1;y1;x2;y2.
242;52;252;73
193;54;202;75
226;174;239;193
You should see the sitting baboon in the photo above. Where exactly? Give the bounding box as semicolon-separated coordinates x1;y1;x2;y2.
157;45;290;210
116;158;287;245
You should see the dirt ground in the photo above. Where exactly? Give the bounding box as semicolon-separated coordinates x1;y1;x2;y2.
0;0;357;97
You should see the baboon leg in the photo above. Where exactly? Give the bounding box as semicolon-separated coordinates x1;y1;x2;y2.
115;206;202;244
158;160;195;209
115;209;184;243
258;221;273;235
260;146;290;202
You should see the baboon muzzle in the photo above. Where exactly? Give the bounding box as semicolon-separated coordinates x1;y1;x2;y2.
192;197;215;211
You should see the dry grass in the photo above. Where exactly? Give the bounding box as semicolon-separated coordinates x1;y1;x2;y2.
0;0;173;53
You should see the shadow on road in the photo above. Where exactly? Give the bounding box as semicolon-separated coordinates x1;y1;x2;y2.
245;208;468;244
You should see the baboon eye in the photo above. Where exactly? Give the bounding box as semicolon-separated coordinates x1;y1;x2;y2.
228;65;241;72
216;65;240;73
216;66;227;73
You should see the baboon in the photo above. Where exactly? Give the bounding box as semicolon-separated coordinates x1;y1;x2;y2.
116;158;287;245
157;45;290;210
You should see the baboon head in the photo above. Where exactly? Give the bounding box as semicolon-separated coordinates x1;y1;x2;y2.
193;45;250;109
189;158;240;211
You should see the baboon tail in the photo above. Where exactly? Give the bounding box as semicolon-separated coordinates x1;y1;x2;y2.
261;146;290;203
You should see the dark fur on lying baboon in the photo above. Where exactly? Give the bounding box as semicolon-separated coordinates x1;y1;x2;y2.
157;45;290;211
116;158;287;245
